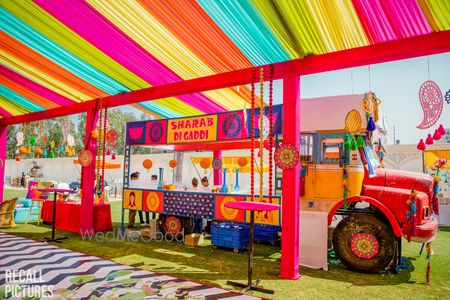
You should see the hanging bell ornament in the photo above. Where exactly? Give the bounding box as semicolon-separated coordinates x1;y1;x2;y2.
111;152;116;160
106;148;111;155
433;130;442;141
417;139;426;151
43;149;48;157
425;134;434;145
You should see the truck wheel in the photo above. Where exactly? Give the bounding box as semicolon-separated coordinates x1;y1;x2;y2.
332;214;395;273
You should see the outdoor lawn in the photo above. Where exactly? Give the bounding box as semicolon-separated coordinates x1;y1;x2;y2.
2;187;449;299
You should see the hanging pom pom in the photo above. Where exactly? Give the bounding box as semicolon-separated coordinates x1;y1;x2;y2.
425;134;434;145
433;130;441;140
366;116;376;132
15;156;21;161
106;148;111;155
43;149;48;157
350;137;358;151
356;134;365;148
417;139;426;150
111;152;116;160
344;133;351;150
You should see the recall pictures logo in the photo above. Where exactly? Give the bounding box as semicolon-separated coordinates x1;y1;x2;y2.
167;115;217;143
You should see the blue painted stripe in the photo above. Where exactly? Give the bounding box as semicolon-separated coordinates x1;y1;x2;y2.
198;0;291;65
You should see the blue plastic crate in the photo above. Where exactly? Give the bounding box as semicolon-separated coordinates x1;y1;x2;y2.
254;224;281;243
211;223;250;251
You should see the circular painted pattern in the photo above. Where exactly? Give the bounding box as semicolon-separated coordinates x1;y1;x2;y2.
165;216;182;234
220;197;239;220
350;233;379;259
274;143;299;170
417;80;444;129
78;150;93;167
149;122;164;143
222;114;242;138
212;158;222;170
146;192;160;211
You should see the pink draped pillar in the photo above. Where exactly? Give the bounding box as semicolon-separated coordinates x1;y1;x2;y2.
280;72;301;279
0;125;7;203
79;107;99;234
213;150;222;185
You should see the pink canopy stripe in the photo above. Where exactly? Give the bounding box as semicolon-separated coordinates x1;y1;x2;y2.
0;65;75;106
0;106;13;118
35;0;225;114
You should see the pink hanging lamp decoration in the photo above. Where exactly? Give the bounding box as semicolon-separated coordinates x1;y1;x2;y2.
438;124;446;136
433;130;441;140
417;139;426;151
425;134;434;145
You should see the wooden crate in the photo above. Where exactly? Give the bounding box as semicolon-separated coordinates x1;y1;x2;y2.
184;233;204;247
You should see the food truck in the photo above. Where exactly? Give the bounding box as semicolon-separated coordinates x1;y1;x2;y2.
121;94;438;273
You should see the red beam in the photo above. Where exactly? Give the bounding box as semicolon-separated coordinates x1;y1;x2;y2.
2;30;449;126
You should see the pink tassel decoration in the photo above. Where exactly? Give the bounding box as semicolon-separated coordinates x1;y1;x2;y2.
438;124;446;136
106;148;111;155
433;130;441;140
425;134;434;145
417;139;426;150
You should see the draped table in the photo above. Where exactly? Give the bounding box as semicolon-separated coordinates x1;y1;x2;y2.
41;200;112;234
224;201;281;294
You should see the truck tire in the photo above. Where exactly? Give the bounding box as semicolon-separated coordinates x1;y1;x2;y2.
332;214;395;273
159;215;194;240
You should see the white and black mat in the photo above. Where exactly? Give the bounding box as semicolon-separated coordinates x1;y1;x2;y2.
0;232;259;300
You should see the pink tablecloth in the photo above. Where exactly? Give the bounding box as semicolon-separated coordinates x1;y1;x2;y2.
41;201;112;233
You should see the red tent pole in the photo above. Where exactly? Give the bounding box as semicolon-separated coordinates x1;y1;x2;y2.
213;150;222;186
280;72;301;279
0;125;7;203
79;107;99;234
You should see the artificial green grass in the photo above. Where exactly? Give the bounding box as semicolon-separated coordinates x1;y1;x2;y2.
2;188;450;299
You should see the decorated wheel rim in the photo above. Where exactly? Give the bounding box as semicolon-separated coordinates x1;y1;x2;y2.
212;158;222;170
165;216;182;235
274;143;299;169
78;150;93;167
350;233;379;259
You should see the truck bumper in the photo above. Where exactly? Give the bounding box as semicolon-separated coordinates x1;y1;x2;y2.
403;219;438;243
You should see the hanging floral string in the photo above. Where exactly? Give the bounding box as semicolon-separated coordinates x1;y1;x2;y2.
95;98;104;198
101;104;108;195
250;69;256;202
406;189;418;242
259;68;264;201
268;65;274;203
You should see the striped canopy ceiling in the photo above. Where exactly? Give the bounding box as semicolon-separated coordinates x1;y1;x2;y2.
0;0;449;120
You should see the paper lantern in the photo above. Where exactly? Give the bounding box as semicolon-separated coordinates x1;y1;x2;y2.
433;130;441;141
425;134;434;145
237;157;248;168
200;158;211;169
417;139;426;151
438;124;447;136
143;159;153;170
19;146;28;155
169;159;177;168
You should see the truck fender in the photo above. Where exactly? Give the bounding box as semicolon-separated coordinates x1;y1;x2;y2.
328;196;403;237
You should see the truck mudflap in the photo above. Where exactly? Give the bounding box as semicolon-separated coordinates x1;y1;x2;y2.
402;218;438;243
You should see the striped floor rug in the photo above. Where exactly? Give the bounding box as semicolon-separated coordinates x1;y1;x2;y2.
0;232;259;299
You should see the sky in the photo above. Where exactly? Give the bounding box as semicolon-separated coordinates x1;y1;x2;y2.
119;52;450;145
